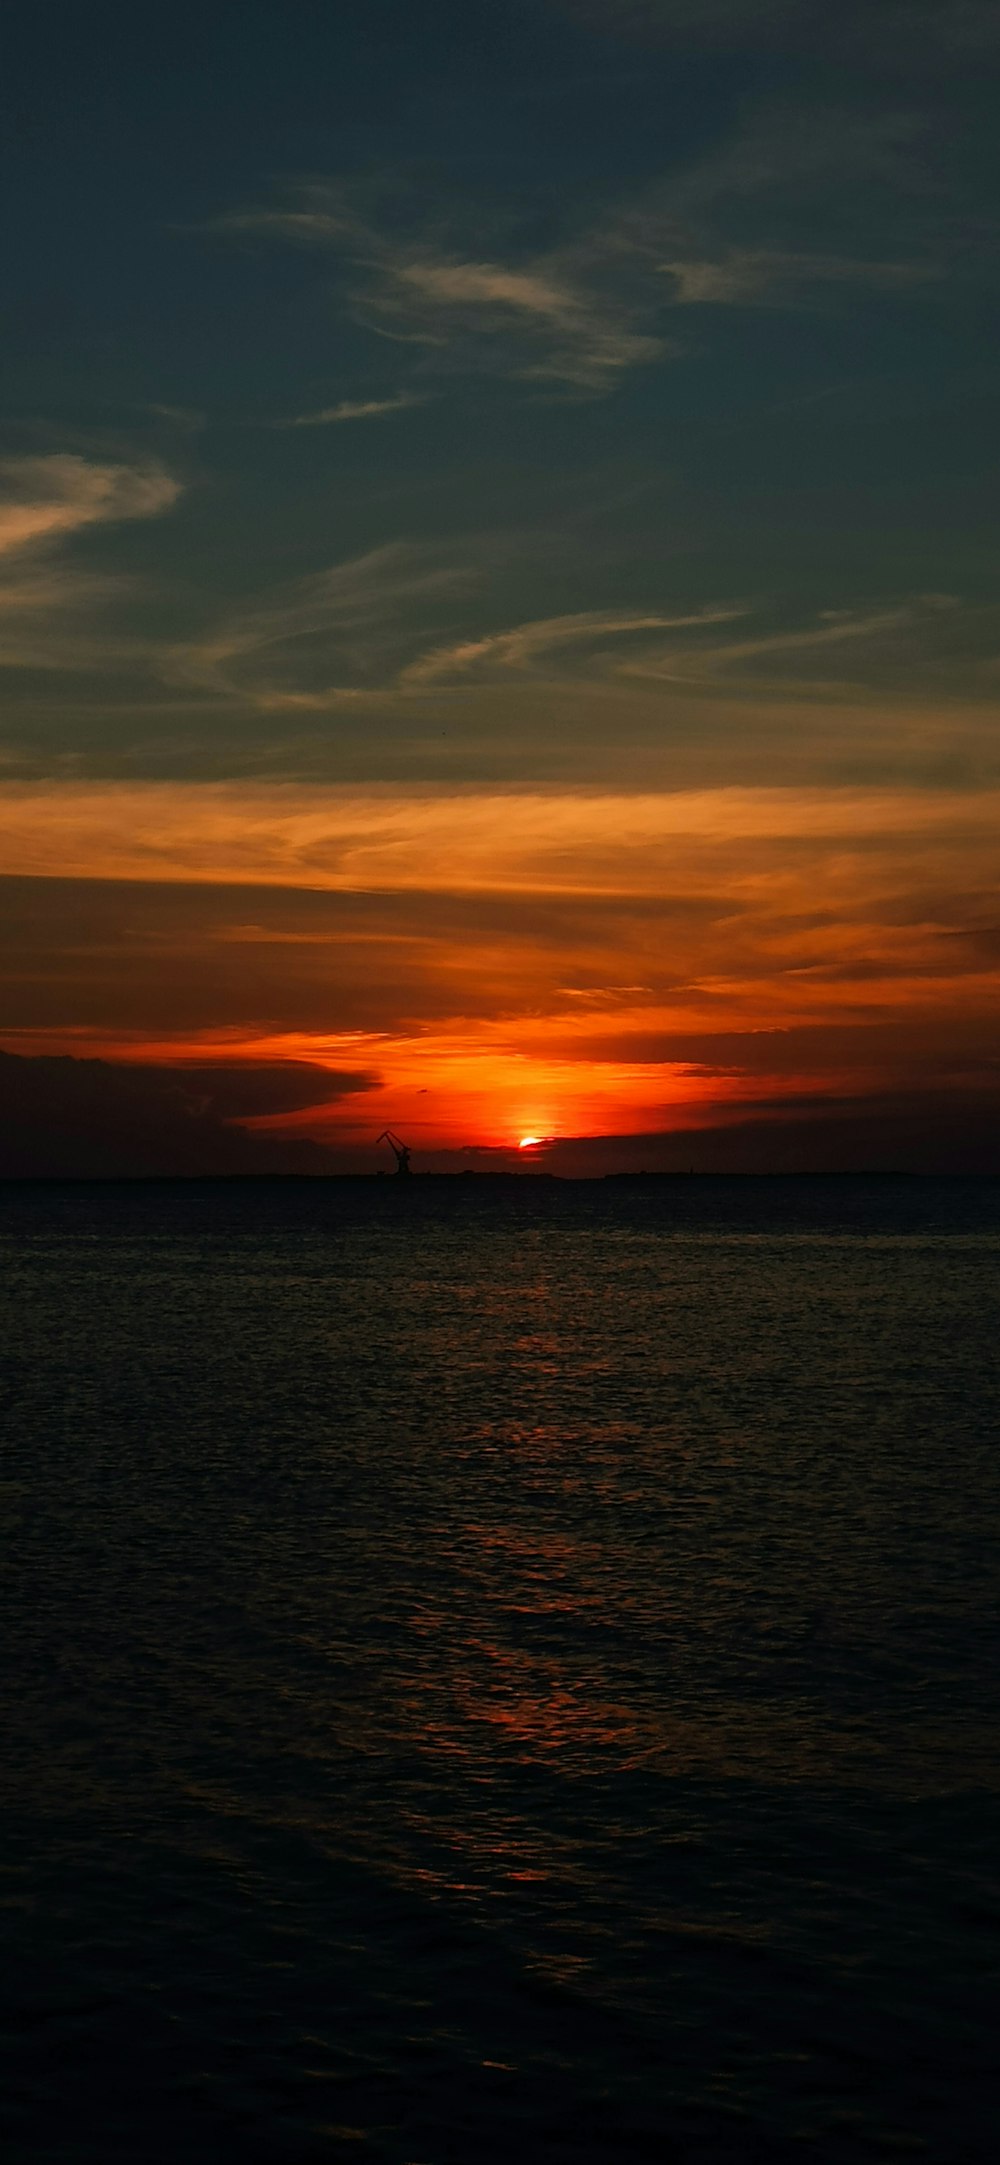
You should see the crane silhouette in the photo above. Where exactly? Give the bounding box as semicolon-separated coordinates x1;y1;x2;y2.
376;1129;412;1175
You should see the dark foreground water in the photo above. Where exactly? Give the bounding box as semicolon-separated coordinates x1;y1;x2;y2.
1;1176;998;2164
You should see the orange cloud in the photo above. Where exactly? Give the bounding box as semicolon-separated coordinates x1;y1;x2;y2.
1;779;997;1161
1;779;997;890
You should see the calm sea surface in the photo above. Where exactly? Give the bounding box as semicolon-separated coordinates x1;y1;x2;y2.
1;1176;998;2164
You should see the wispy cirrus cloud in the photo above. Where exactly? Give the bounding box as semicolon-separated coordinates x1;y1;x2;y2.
1;777;996;894
0;454;182;676
659;247;934;305
144;404;207;434
178;541;477;705
369;253;664;385
212;181;669;392
0;454;180;559
211;105;949;401
401;606;746;685
401;591;1000;708
595;104;949;307
174;545;750;711
272;392;426;428
616;598;970;695
168;532;1000;748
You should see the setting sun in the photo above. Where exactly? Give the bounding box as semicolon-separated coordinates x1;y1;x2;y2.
518;1135;542;1149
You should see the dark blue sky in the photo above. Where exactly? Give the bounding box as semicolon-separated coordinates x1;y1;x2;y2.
3;0;997;779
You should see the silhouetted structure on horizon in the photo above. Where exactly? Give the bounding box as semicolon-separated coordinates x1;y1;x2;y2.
377;1129;412;1175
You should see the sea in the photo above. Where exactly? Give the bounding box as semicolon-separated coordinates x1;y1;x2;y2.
1;1175;998;2164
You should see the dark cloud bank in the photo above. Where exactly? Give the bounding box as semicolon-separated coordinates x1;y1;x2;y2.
0;1052;374;1179
540;1093;1000;1177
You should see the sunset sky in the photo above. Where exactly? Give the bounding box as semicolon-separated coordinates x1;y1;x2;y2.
2;0;999;1173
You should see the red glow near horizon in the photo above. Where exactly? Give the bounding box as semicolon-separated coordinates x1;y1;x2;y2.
2;780;998;1172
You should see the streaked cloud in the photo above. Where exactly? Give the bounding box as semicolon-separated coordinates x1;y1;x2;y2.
616;599;963;694
597;102;950;314
0;454;183;678
0;455;180;558
659;249;935;306
178;542;477;705
401;606;746;684
1;777;996;894
211;108;949;410
145;404;207;433
172;561;999;725
213;182;669;391
380;254;664;385
273;392;426;427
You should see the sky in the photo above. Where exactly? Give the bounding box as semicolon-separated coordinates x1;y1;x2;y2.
1;0;999;1174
